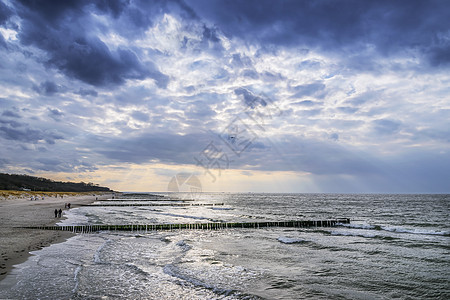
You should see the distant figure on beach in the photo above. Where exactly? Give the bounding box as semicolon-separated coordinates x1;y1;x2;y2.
54;209;58;218
58;208;62;218
67;203;71;209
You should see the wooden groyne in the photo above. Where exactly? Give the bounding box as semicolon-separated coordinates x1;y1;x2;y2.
97;198;194;202
22;218;350;233
81;203;224;207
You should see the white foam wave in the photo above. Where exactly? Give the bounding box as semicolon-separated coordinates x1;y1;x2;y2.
330;231;377;238
163;264;236;296
72;265;82;293
380;226;449;236
336;223;376;230
157;212;210;220
93;239;111;263
176;240;192;251
125;263;150;276
277;236;308;244
338;223;449;237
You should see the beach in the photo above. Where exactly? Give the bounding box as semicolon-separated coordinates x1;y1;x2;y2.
0;191;112;281
0;193;448;299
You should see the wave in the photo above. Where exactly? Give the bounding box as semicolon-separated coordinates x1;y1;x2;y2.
72;265;82;294
124;263;150;276
209;207;234;210
337;223;449;236
163;264;239;297
93;239;112;264
176;240;192;252
380;226;450;236
336;223;377;230
277;236;308;244
330;231;377;238
157;212;210;220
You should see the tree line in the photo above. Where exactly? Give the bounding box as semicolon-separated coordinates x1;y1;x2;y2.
0;173;112;192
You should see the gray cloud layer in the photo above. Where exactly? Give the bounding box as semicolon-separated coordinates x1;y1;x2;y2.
0;0;449;192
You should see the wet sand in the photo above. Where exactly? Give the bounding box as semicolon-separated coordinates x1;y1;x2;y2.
0;192;113;281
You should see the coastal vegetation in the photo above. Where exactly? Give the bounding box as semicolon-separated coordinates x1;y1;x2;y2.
0;173;112;193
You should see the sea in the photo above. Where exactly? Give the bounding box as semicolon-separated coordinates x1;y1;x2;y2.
0;193;448;299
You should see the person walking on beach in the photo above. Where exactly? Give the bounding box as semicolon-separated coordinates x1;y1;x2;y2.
67;203;71;209
58;208;62;218
54;209;58;218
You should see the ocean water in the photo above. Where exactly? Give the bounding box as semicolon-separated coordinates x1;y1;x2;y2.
0;193;449;299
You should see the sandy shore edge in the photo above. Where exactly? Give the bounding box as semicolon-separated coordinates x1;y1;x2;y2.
0;192;113;282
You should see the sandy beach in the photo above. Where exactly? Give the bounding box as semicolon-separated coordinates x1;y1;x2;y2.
0;191;113;281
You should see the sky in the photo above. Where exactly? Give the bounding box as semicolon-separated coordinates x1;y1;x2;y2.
0;0;449;193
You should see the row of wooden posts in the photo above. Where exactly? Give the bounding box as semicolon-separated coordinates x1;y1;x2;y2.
24;218;350;233
81;203;224;207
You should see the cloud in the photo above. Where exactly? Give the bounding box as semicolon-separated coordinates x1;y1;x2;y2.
0;0;448;192
372;119;401;135
187;0;450;67
33;81;61;96
291;82;326;98
75;88;98;97
234;87;267;108
292;100;323;107
47;108;64;121
0;117;22;128
0;125;63;144
0;1;12;26
92;131;213;165
2;109;21;118
16;0;169;88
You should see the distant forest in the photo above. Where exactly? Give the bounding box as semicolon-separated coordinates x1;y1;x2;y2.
0;173;112;192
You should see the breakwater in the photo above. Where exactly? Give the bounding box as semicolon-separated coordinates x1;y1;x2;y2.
79;203;224;207
23;218;350;233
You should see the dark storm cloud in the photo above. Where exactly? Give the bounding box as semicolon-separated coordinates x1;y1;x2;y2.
15;0;169;88
0;117;21;128
85;128;378;177
75;88;98;97
34;157;97;172
2;109;21;118
234;87;267;108
0;1;12;25
236;135;378;176
372;119;402;135
0;1;12;48
0;34;6;48
202;25;220;43
47;108;64;121
0;124;63;144
187;0;450;66
92;132;213;165
0;158;9;167
33;81;61;96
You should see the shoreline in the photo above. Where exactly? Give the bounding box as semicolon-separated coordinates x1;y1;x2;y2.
0;191;113;282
